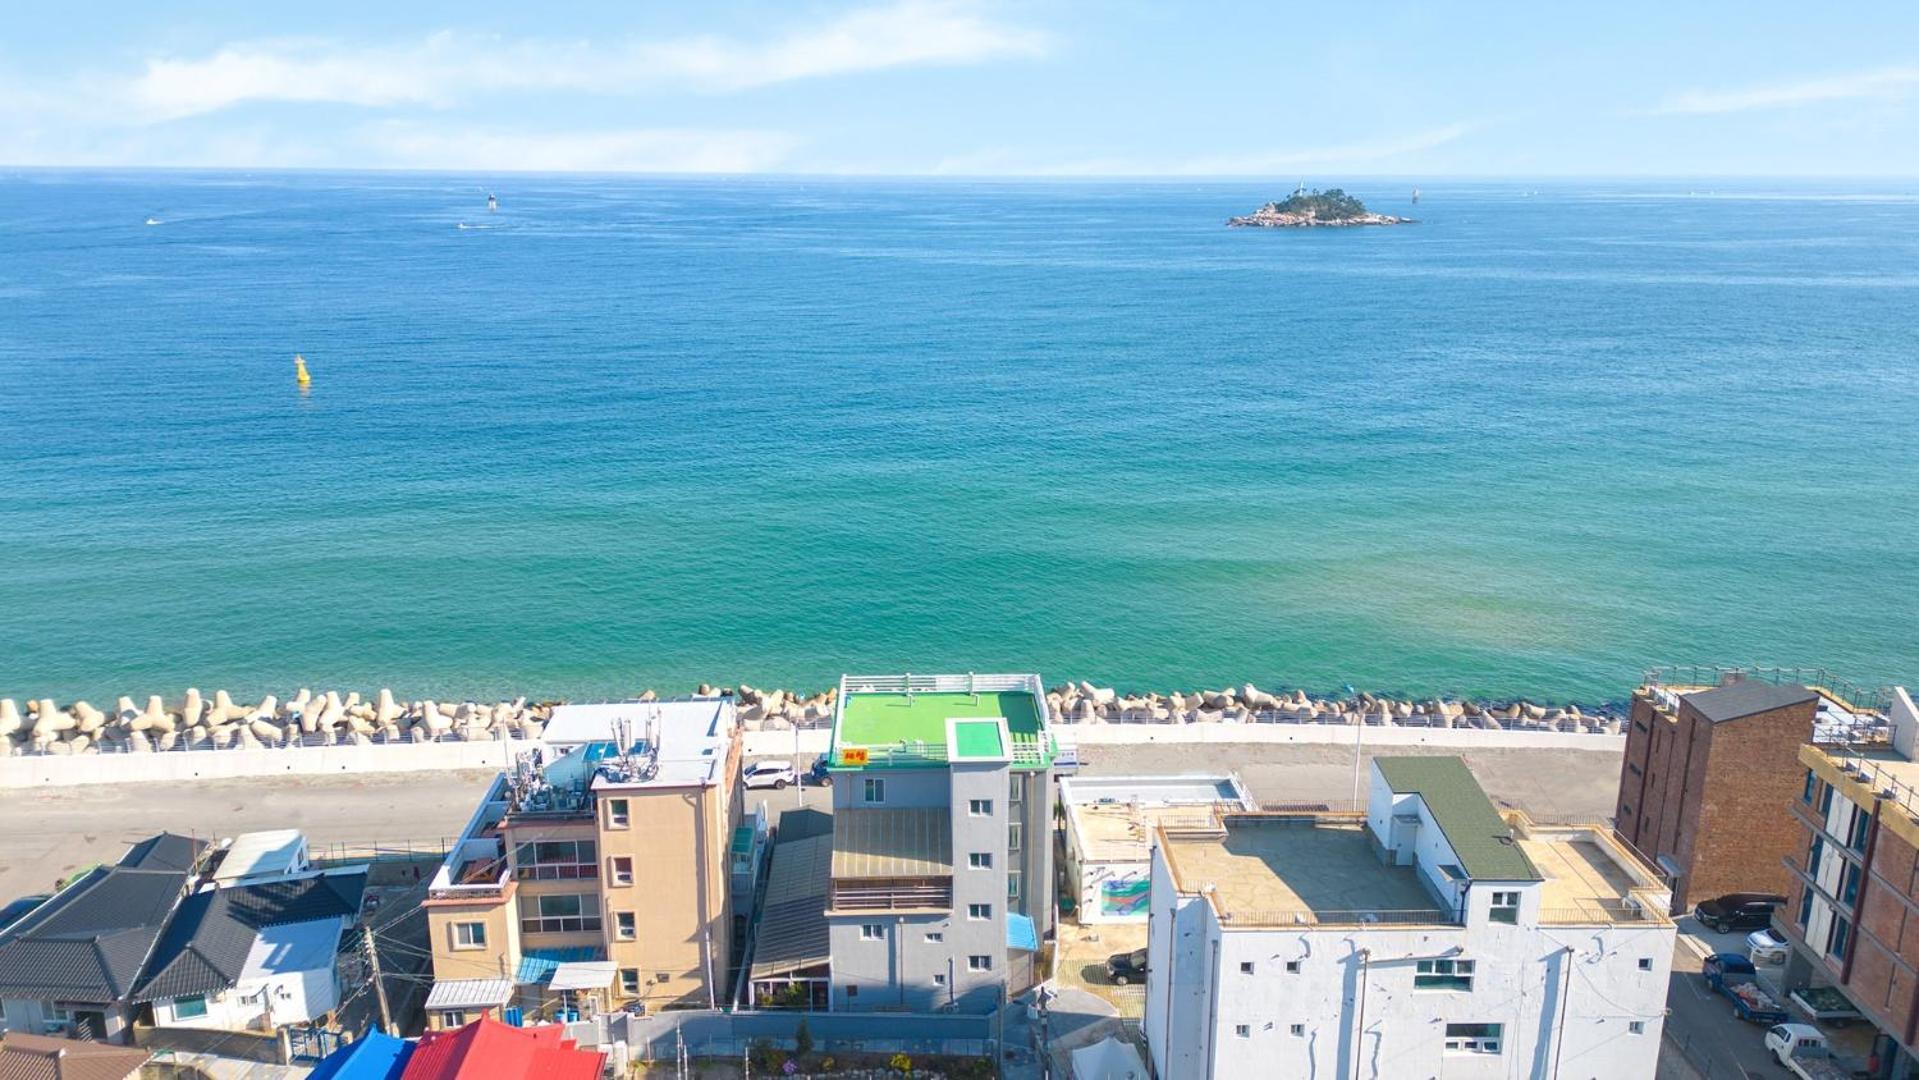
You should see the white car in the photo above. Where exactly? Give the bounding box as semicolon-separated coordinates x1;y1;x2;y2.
742;761;798;790
1748;928;1790;965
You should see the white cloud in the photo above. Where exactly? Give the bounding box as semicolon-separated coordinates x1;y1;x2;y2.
1653;66;1919;115
126;1;1045;120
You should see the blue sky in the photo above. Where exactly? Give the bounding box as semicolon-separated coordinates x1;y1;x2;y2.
4;0;1917;176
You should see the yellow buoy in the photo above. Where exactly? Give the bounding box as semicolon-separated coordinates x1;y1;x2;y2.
294;354;312;387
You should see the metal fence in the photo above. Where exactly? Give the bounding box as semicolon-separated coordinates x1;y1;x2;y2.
614;1009;996;1063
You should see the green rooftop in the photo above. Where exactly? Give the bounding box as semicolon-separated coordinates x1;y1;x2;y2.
834;691;1049;769
951;719;1006;760
1374;756;1541;882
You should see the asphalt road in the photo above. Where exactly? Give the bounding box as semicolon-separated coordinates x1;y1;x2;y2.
0;739;1622;902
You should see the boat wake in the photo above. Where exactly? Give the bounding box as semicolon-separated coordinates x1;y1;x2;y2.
144;217;163;226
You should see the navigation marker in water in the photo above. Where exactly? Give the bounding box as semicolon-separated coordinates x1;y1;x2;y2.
294;354;312;388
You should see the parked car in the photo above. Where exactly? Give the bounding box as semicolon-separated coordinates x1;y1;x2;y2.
1105;948;1148;986
1703;953;1790;1024
1765;1023;1855;1080
807;757;834;787
1747;927;1790;965
1694;892;1787;933
742;760;798;790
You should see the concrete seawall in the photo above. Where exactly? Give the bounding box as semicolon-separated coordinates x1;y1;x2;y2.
0;723;1620;789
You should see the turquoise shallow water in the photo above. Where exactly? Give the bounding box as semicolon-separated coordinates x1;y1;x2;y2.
1;172;1915;704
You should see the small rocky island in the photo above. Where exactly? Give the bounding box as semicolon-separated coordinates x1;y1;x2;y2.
1228;187;1411;228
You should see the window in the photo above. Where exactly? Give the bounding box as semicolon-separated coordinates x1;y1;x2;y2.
1233;1025;1251;1038
1627;762;1642;776
1240;962;1255;975
968;955;991;972
1489;891;1520;925
606;798;630;828
439;1010;467;1028
1849;811;1871;853
863;778;885;804
1009;774;1023;807
1799;886;1814;929
620;968;640;994
1415;958;1475;991
1289;1024;1306;1037
1637;957;1653;971
1285;960;1301;974
1829;915;1851;961
609;856;634;886
1802;770;1817;805
1628;1021;1646;1035
518;892;602;934
933;972;947;986
1632;719;1647;733
969;799;993;817
1820;783;1836;815
1008;871;1021;901
513;839;599;881
41;1003;71;1023
861;924;885;941
452;921;487;950
615;912;636;941
1844;862;1863;906
1810;835;1826;873
1444;1023;1502;1054
173;995;209;1020
925;931;944;943
968;903;992;920
1008;822;1022;852
1620;803;1632;817
969;852;993;869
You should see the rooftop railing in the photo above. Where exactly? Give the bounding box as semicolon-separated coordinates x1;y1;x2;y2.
1538;899;1656;924
1821;746;1919;828
1215;908;1453;928
1643;665;1891;715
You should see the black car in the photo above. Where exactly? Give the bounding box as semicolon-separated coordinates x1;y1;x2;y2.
807;758;833;786
1694;893;1787;933
1105;948;1148;985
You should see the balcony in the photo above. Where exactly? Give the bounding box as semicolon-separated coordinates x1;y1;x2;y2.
828;877;953;912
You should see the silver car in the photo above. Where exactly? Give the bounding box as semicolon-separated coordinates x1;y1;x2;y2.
742;760;797;789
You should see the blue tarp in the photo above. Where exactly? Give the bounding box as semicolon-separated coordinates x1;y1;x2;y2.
307;1031;413;1080
1006;912;1038;951
514;945;602;984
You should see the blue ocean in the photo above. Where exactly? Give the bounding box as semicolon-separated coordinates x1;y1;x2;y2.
1;172;1914;704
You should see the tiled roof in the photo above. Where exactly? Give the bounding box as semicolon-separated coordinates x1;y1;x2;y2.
1375;756;1541;882
1684;681;1818;723
118;834;208;874
133;871;366;1003
831;808;952;879
0;860;195;1001
0;1032;151;1080
307;1031;413;1080
399;1018;604;1080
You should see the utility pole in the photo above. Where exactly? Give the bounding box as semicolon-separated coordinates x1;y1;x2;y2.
363;925;394;1036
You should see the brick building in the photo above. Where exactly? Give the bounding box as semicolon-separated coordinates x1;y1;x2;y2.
1784;688;1919;1076
1614;678;1819;911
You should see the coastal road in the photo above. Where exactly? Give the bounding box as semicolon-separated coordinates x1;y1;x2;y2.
0;740;1622;902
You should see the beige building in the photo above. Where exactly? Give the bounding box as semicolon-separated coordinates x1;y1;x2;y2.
423;698;746;1028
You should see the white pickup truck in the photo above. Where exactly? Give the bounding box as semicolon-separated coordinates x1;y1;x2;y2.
1766;1023;1857;1080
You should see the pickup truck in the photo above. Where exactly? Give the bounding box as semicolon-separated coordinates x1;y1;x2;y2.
1766;1023;1858;1080
1703;953;1790;1024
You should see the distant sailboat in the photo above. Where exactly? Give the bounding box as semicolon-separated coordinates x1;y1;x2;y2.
486;192;499;213
1411;188;1421;205
144;217;163;226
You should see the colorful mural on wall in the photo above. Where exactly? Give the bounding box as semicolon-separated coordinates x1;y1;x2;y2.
1099;875;1150;917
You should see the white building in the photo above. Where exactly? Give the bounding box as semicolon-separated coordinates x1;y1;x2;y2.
1059;775;1254;923
211;830;311;887
1146;756;1674;1080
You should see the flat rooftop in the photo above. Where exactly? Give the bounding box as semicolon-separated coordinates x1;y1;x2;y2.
1160;817;1446;926
832;675;1053;769
1075;803;1226;864
1516;826;1669;923
545;699;733;788
1062;775;1250;807
839;691;1040;747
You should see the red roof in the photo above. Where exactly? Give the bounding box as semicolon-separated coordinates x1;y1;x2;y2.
399;1017;605;1080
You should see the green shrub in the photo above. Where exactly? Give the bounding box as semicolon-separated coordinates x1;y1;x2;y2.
889;1051;914;1074
795;1018;814;1057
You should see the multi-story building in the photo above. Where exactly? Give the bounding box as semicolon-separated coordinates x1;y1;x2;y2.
423;697;744;1027
1148;755;1674;1080
820;673;1056;1013
1615;673;1820;910
1784;686;1919;1076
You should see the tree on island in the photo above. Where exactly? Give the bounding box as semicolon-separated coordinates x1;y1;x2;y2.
1267;187;1370;219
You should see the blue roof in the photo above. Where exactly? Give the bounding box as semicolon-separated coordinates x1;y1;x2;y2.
1006;913;1038;952
307;1031;413;1080
515;946;602;984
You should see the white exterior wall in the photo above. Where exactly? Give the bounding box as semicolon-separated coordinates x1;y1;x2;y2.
152;965;339;1031
1074;859;1151;924
1147;849;1672;1080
